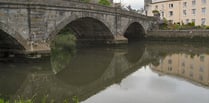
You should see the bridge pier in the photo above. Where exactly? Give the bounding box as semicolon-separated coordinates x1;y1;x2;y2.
109;35;128;44
26;41;51;54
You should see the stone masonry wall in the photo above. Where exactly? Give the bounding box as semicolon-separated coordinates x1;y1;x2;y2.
146;30;209;41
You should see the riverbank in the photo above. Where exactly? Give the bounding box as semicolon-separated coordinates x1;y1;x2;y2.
146;30;209;42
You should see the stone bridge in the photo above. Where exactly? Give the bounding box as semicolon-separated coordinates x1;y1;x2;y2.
0;0;157;54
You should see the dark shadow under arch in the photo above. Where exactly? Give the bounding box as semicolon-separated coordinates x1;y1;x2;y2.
0;29;25;50
57;17;114;42
124;22;145;41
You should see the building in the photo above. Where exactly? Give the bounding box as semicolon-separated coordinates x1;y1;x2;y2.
146;0;209;26
150;54;209;86
144;0;152;15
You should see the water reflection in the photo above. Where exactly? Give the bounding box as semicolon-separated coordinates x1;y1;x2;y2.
0;57;51;100
150;53;209;86
0;42;209;103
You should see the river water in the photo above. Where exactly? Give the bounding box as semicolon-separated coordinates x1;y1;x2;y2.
0;41;209;103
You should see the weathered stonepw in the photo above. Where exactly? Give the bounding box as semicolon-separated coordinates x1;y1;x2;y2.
0;0;157;54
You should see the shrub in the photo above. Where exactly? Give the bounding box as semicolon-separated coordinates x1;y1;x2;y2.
99;0;111;6
205;26;209;29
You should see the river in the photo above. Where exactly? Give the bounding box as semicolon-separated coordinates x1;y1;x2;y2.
0;41;209;103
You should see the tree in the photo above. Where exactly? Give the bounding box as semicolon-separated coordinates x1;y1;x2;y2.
126;5;133;11
99;0;111;6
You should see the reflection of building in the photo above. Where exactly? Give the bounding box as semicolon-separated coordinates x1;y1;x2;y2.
146;0;209;25
151;54;209;86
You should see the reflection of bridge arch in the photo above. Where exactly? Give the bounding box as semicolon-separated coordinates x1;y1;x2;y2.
56;48;114;86
9;45;153;102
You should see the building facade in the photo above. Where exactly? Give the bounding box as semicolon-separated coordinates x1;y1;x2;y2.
147;0;209;26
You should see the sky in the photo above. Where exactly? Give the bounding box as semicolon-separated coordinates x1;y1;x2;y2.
113;0;144;9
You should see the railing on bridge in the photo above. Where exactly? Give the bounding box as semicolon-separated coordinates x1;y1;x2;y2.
0;0;156;20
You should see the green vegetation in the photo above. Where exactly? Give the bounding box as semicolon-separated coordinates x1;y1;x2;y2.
159;18;168;30
52;27;76;50
0;98;32;103
51;27;76;74
205;26;209;29
159;20;209;30
72;96;79;103
0;96;80;103
159;17;209;30
152;10;160;16
98;0;111;6
152;10;159;14
80;0;91;3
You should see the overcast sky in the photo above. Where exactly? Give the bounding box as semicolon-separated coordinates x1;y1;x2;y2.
113;0;144;9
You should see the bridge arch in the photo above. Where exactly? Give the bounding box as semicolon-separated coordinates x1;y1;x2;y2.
123;22;146;41
50;16;114;42
0;22;27;50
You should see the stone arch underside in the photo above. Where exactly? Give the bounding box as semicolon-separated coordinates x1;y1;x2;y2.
52;17;114;43
124;22;146;41
0;23;27;51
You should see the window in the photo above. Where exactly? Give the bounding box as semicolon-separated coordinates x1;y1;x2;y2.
183;2;187;7
183;10;187;16
190;72;193;77
169;11;173;16
169;4;173;8
192;9;196;15
202;0;207;4
201;18;206;25
200;55;205;62
199;75;203;81
168;67;172;71
168;59;172;64
192;0;196;6
200;67;204;72
182;69;185;74
181;62;185;67
155;5;158;9
202;7;206;14
168;20;173;24
186;19;189;24
161;11;164;17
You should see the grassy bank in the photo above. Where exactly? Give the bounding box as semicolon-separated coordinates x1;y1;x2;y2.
0;96;80;103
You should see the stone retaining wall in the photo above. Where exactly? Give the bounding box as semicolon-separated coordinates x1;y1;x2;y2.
146;30;209;41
